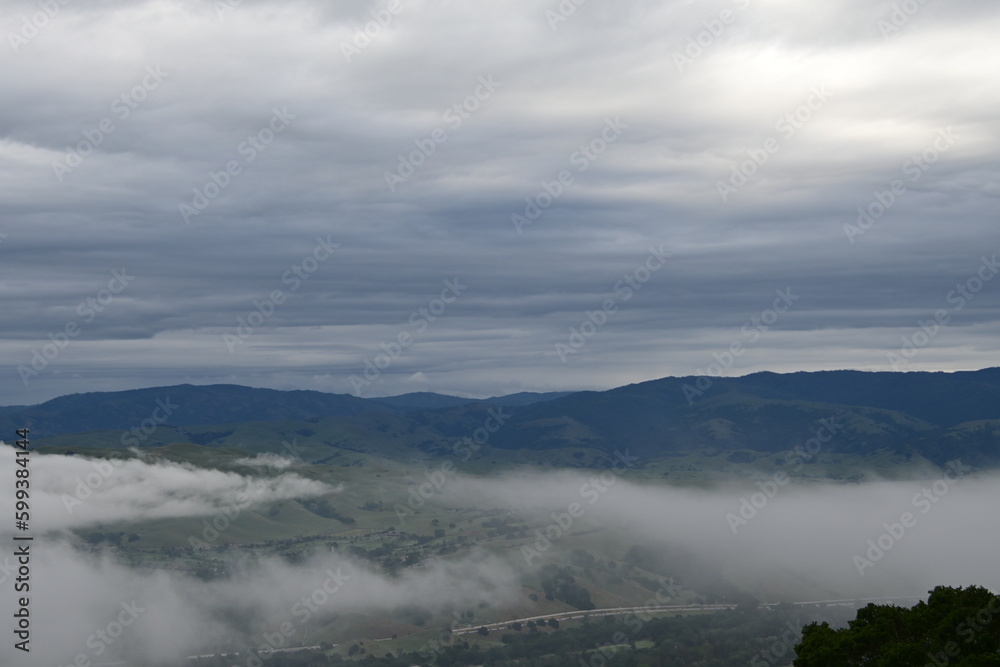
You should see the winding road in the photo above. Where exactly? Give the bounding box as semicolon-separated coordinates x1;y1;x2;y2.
449;596;924;635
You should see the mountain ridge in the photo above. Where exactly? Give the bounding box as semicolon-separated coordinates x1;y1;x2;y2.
9;368;1000;468
0;383;573;438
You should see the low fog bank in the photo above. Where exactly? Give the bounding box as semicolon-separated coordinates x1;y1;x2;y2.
437;466;1000;601
0;447;519;665
0;539;517;665
1;445;998;664
0;445;333;531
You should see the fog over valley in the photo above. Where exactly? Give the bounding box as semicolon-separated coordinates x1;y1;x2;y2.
2;442;997;664
2;0;998;663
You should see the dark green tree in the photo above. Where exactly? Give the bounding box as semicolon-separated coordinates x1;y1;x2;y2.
795;586;1000;666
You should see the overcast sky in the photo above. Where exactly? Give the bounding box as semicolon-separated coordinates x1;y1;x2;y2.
1;0;998;405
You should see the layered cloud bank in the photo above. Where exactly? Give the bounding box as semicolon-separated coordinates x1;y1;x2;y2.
438;466;1000;599
2;0;999;402
0;446;332;531
0;446;517;664
0;539;518;666
1;446;997;664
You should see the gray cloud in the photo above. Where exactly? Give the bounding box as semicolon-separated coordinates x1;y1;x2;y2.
438;466;1000;600
0;447;334;531
0;0;998;403
0;538;518;666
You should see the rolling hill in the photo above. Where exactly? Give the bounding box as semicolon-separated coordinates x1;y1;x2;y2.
16;368;1000;468
0;385;570;439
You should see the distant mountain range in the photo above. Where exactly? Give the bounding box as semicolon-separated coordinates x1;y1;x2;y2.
374;390;574;411
8;369;1000;468
488;368;1000;466
0;384;570;438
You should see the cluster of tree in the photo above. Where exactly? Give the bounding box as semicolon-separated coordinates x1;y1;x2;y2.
569;548;597;568
80;530;141;546
299;498;357;524
538;564;595;610
392;604;434;627
795;586;1000;666
504;618;560;634
479;516;528;539
621;542;759;607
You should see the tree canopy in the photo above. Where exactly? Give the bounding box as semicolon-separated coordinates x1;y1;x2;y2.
795;586;1000;666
